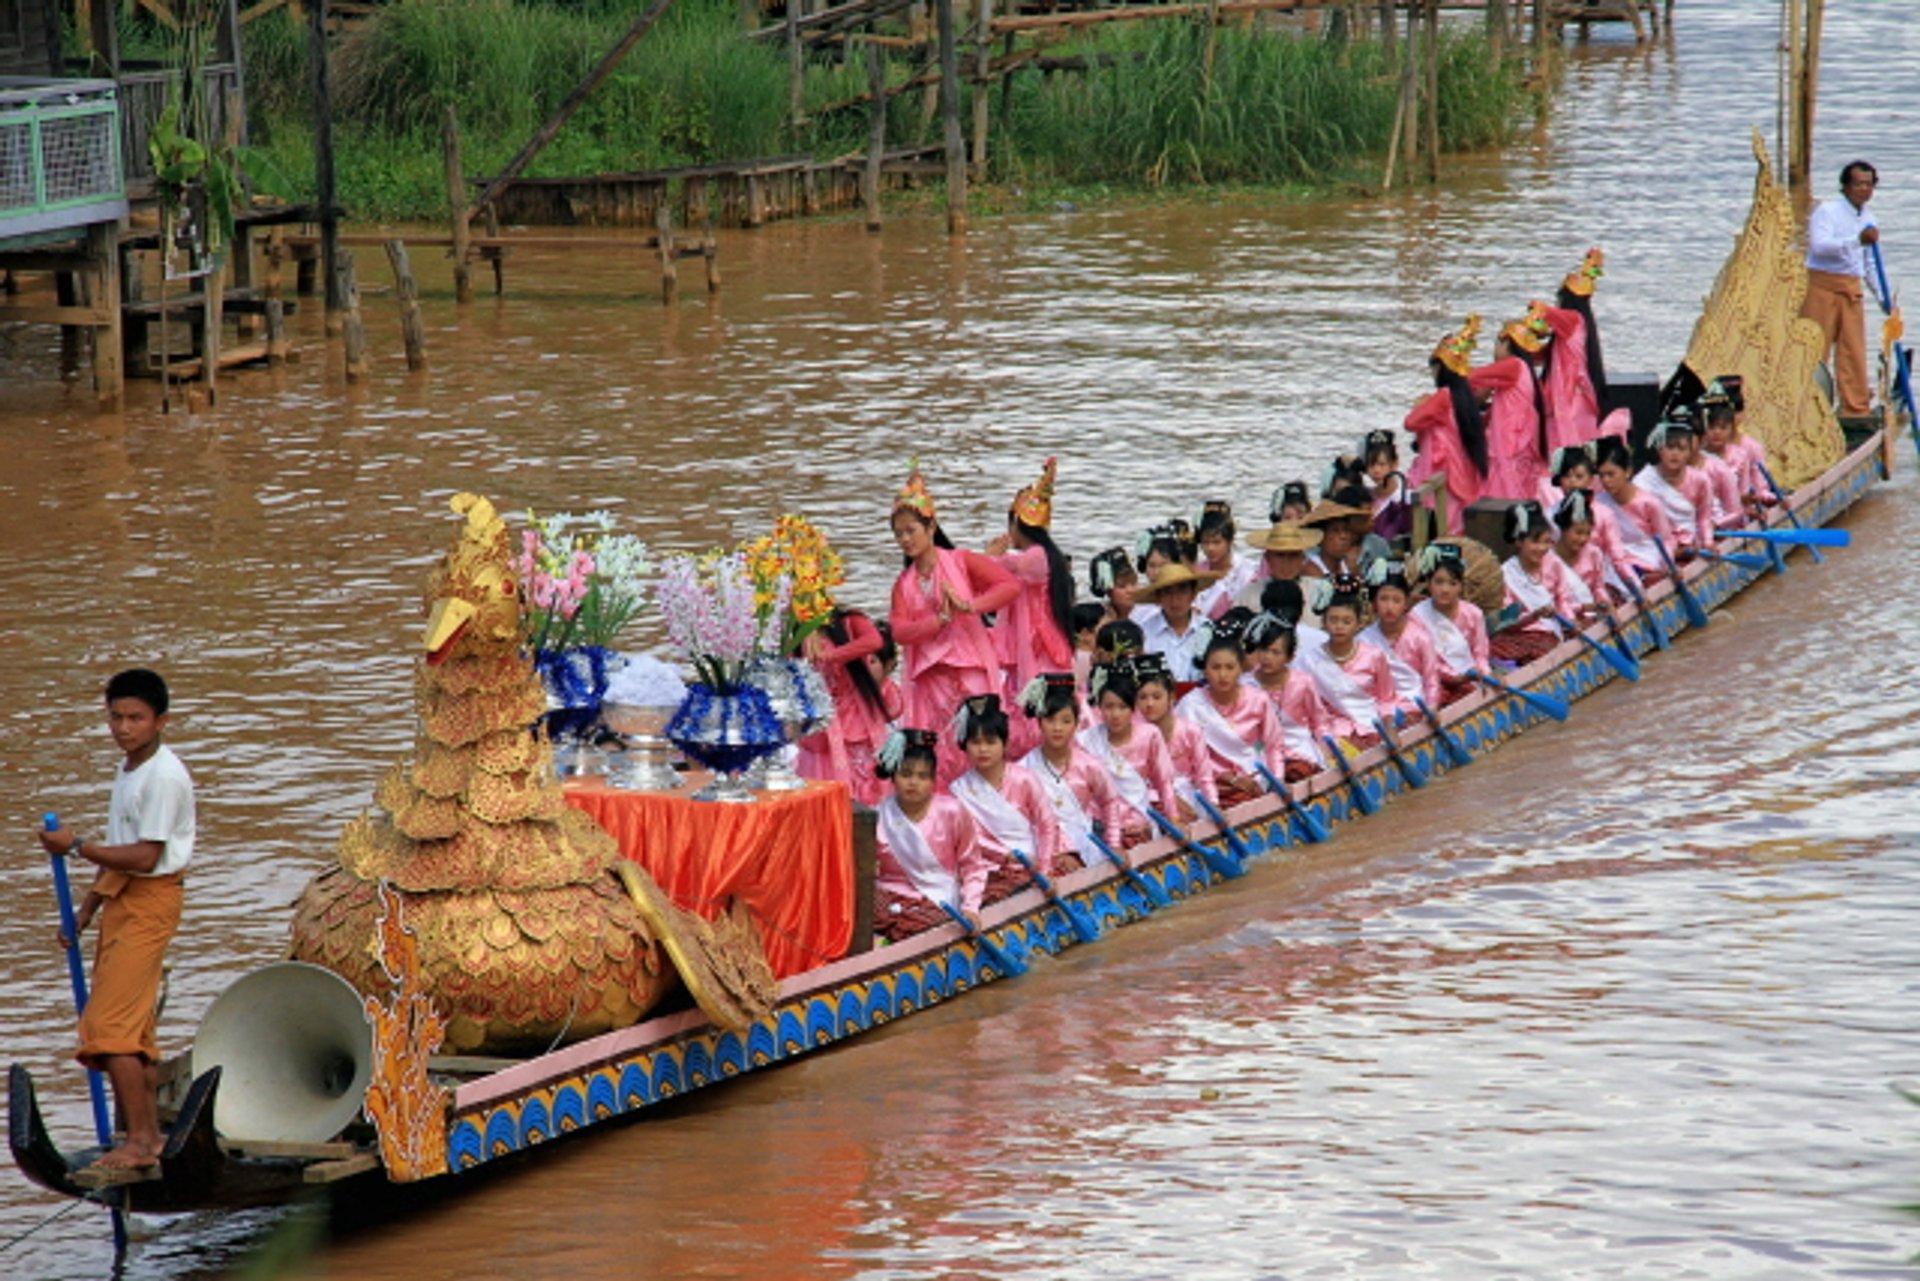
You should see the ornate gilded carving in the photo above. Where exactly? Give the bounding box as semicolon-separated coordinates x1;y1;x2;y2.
1681;131;1847;487
359;882;450;1183
289;494;679;1053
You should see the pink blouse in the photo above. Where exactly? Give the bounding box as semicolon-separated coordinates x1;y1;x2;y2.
1502;554;1583;637
1154;716;1217;808
890;548;1019;681
1559;541;1613;603
1722;435;1770;497
1249;671;1331;765
1410;598;1491;682
1605;488;1679;571
796;613;890;806
1316;641;1400;741
1092;721;1181;823
1540;304;1601;449
954;762;1065;875
1698;453;1744;528
875;795;992;915
1024;744;1123;850
1367;616;1444;708
1177;684;1287;783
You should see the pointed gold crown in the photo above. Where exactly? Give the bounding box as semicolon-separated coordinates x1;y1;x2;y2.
895;460;936;522
1433;313;1481;376
1012;456;1057;529
1564;246;1605;298
1501;301;1553;354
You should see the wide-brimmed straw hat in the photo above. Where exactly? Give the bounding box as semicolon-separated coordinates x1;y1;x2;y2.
1131;561;1222;602
1298;498;1368;528
1245;521;1323;553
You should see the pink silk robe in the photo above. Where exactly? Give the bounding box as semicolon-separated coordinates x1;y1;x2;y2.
796;613;890;806
1721;435;1770;497
1366;616;1444;709
1559;541;1614;603
1698;453;1744;528
1501;554;1583;639
1406;387;1485;536
875;794;992;915
1248;672;1331;767
1314;641;1400;741
1603;487;1679;572
1085;720;1181;825
1469;356;1550;503
1154;716;1217;808
891;547;1020;786
1410;598;1491;684
993;544;1074;695
1541;305;1602;450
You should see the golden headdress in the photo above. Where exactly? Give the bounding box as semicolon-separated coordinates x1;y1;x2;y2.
1563;246;1605;298
1432;313;1481;377
894;460;937;522
1501;301;1553;354
1012;456;1057;529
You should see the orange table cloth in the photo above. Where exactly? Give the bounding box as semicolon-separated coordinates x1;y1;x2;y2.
564;777;854;979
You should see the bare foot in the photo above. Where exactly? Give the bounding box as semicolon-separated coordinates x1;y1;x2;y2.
93;1142;160;1171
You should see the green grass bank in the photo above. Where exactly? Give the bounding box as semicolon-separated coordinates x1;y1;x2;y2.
228;0;1529;222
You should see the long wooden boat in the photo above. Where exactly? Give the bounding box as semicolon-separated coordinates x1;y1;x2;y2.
9;142;1900;1227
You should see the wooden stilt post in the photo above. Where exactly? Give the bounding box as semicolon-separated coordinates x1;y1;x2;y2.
55;270;79;377
384;238;427;370
201;251;225;403
265;298;286;364
936;0;967;234
309;0;341;325
1379;0;1394;54
484;204;505;295
1423;0;1439;183
970;0;992;176
864;38;886;232
443;106;474;304
340;250;367;382
786;0;805;138
86;220;122;406
703;234;720;292
655;202;678;304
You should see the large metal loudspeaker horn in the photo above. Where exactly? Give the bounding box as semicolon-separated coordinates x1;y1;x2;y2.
191;961;375;1145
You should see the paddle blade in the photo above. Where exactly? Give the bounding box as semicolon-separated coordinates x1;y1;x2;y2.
1720;526;1850;548
1373;720;1429;788
1699;549;1773;571
938;901;1027;977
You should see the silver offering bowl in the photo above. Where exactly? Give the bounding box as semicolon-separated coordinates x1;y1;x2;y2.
602;702;684;791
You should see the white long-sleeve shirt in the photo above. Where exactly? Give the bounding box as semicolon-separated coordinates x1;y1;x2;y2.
1805;195;1876;278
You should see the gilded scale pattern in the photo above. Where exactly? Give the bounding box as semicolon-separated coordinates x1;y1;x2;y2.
1682;132;1847;487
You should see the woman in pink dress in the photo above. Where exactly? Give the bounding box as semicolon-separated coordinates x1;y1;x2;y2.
949;694;1065;903
1081;660;1181;845
1703;376;1771;504
1132;652;1211;818
1593;435;1677;579
1406;315;1490;536
796;607;890;806
1242;613;1329;780
1542;445;1637;592
1469;307;1554;502
1536;249;1610;450
1194;500;1261;620
1359;563;1441;712
1494;500;1585;666
1552;490;1617;606
1294;577;1397;750
986;458;1076;758
888;465;1021;788
1411;544;1490;705
1018;672;1122;863
872;729;992;941
1633;416;1715;552
1175;634;1286;807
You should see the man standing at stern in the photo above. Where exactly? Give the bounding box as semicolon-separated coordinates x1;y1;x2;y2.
1801;160;1880;420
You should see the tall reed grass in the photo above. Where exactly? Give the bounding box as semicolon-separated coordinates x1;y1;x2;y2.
235;2;1523;220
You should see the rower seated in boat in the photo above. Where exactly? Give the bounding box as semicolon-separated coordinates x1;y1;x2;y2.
1293;574;1397;751
1175;630;1286;806
949;694;1068;905
1492;500;1586;665
1241;612;1329;781
873;728;993;940
1410;543;1489;704
1080;658;1181;846
1019;672;1124;866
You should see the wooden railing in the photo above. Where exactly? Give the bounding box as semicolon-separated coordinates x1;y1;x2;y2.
111;62;243;190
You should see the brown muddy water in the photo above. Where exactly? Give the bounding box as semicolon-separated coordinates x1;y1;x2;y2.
4;2;1920;1276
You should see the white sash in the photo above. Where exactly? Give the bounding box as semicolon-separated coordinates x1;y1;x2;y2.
876;797;959;908
1174;688;1259;775
1294;642;1380;730
1597;488;1663;565
1634;466;1697;546
1022;748;1097;859
1358;622;1423;705
1077;725;1152;818
1501;557;1561;629
950;770;1037;857
1411;600;1474;674
1559;553;1597;606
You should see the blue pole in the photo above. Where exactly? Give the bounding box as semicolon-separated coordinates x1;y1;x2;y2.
1866;242;1920;463
43;814;112;1146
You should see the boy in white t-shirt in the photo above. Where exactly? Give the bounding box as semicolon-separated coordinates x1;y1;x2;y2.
38;668;195;1172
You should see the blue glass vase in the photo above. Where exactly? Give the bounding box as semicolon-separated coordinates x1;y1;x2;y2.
664;683;786;802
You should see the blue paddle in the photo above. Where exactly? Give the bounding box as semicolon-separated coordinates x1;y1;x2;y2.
1755;460;1824;564
937;901;1028;978
1189;790;1256;865
1251;761;1332;844
43;814;128;1255
1620;570;1670;651
1717;526;1850;549
1468;670;1571;722
1597;608;1641;671
1371;717;1430;789
1320;735;1379;817
1086;830;1172;909
1410;696;1471;770
1691;548;1773;572
1146;806;1245;881
1007;849;1102;943
1653;540;1712;631
1550;613;1640;681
